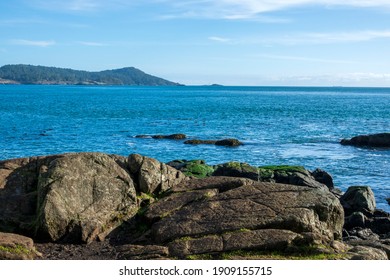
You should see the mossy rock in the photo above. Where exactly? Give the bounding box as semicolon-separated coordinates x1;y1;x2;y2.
182;161;215;178
213;162;259;181
0;232;41;260
259;165;306;173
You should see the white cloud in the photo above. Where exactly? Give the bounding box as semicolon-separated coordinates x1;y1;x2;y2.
240;29;390;45
10;39;56;47
257;54;356;64
267;72;390;86
77;41;108;46
153;0;390;20
30;0;102;12
208;36;231;43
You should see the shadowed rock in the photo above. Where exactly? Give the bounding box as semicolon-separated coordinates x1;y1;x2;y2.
340;186;376;216
184;138;242;146
341;133;390;148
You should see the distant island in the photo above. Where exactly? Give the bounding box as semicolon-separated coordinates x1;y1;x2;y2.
0;64;181;86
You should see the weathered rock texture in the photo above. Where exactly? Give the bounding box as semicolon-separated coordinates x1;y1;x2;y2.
340;186;376;215
1;152;389;260
144;176;344;258
0;153;139;243
128;154;187;194
341;133;390;148
35;153;138;243
0;232;41;260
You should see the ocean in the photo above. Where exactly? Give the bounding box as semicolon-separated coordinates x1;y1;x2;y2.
1;85;389;211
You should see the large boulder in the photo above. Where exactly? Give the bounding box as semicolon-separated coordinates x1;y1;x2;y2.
145;176;344;258
35;153;138;243
341;133;390;148
0;232;41;260
0;153;139;243
0;155;60;234
128;154;187;194
340;186;376;215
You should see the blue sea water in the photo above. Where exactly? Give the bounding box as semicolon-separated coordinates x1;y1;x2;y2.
1;85;389;211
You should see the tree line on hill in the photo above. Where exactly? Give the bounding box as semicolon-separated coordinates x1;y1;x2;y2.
0;64;180;86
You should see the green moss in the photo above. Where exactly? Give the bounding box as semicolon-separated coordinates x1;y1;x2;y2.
259;165;306;173
186;254;214;260
182;161;214;178
0;244;31;255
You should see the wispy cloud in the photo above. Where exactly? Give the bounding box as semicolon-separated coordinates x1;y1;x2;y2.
208;36;231;43
77;41;108;46
153;0;390;20
235;29;390;45
31;0;101;12
257;54;357;64
9;39;56;47
267;72;390;86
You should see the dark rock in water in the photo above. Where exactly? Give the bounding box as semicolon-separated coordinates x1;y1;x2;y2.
152;134;187;140
340;186;376;216
135;134;187;139
148;176;344;258
340;133;390;148
166;159;214;178
184;139;217;145
184;138;243;146
311;168;334;189
386;197;390;205
215;138;242;146
0;232;41;260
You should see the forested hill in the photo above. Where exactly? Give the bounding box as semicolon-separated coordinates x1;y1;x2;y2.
0;64;181;86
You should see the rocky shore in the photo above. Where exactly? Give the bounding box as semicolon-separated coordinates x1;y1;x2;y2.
0;152;389;260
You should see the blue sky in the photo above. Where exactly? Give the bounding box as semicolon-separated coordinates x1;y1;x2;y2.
1;0;390;86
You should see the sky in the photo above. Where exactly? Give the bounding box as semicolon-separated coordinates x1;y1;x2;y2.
1;0;390;86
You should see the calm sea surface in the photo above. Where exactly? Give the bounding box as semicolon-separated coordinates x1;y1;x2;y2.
1;85;389;211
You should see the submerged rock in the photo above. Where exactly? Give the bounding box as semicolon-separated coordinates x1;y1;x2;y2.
152;134;187;140
136;134;187;139
341;133;390;148
184;138;243;146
